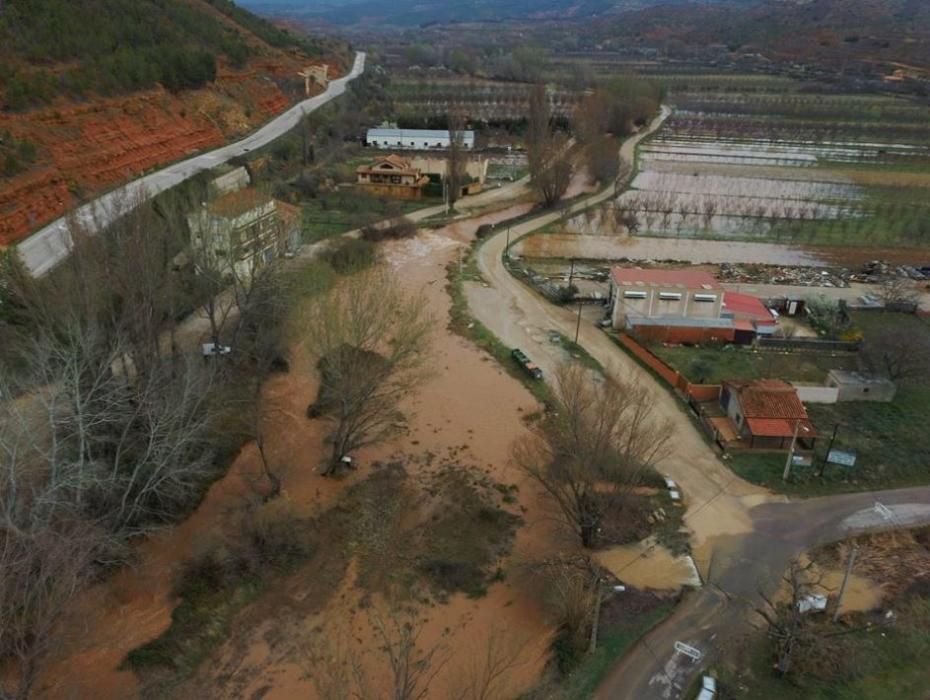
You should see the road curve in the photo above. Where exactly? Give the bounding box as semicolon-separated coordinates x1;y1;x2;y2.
16;52;367;277
465;108;930;698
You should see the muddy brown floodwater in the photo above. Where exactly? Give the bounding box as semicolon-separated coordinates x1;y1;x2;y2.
38;202;562;700
515;233;832;267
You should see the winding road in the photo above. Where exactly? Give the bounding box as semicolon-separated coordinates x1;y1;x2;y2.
16;52;367;277
462;107;930;698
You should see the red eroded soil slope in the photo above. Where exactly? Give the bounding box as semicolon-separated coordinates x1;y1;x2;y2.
0;57;341;248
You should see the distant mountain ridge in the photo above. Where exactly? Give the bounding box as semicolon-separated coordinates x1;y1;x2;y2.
238;0;713;27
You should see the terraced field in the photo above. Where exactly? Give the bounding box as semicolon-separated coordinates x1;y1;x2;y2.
618;78;930;248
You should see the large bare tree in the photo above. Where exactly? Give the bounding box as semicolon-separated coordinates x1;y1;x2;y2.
527;83;573;208
514;364;672;547
303;271;432;475
445;111;468;213
0;521;103;700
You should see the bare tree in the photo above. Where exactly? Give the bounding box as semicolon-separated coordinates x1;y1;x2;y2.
514;364;672;547
297;634;367;700
303;271;432;475
752;558;849;682
445;112;468;212
860;324;930;381
0;522;103;700
450;628;531;700
527;83;573;208
369;608;449;700
877;276;920;309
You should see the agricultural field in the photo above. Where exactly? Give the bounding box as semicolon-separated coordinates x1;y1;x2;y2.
615;75;930;248
388;78;581;124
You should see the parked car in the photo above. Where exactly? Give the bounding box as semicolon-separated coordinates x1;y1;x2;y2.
511;348;543;379
201;343;232;358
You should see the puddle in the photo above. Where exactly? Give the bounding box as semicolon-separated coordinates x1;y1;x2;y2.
596;537;702;591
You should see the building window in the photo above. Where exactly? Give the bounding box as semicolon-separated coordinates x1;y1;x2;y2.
693;293;717;302
624;291;648;299
659;292;682;301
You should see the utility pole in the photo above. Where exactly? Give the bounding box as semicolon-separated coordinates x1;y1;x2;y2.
504;227;511;259
783;419;802;481
575;302;583;344
818;423;840;477
568;258;575;289
833;544;860;622
589;582;604;654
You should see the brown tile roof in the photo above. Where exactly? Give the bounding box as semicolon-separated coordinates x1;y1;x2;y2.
611;267;720;289
208;188;273;219
356;154;418;176
727;379;807;419
724;379;817;438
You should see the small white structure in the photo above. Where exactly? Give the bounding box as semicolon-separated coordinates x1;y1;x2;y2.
367;128;475;151
827;370;897;403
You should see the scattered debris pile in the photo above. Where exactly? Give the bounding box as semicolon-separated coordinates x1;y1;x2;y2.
717;262;851;288
848;260;930;283
814;527;930;599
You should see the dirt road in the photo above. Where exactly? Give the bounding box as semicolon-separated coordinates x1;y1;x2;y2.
18;53;367;277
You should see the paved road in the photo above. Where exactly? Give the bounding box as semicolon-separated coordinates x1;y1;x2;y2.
464;109;930;698
16;52;367;277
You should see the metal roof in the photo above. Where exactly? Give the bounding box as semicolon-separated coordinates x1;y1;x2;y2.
367;128;475;139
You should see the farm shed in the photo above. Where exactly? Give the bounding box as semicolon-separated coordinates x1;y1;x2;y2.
827;370;897;402
609;267;723;329
366;128;476;151
720;379;817;450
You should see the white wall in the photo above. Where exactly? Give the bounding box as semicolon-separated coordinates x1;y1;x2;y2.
793;384;840;404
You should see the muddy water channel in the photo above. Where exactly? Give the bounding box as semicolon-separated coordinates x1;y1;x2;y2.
515;231;830;267
38;203;559;700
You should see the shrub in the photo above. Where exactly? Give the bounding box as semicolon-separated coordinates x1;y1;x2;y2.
360;216;418;242
324;237;375;274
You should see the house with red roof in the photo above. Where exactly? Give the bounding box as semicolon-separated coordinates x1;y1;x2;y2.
720;379;817;450
609;267;777;344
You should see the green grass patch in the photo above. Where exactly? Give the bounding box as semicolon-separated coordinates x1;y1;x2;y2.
652;344;858;385
720;597;930;700
555;602;675;699
729;312;930;494
302;190;438;243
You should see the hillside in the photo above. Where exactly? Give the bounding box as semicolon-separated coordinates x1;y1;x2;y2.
0;0;351;247
595;0;930;72
239;0;692;28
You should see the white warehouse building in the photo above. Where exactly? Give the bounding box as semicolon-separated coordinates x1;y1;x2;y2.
366;128;475;151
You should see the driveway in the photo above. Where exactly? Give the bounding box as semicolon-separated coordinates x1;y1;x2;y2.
17;52;367;277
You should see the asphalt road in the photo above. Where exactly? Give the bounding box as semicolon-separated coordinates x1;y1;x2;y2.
465;109;930;699
16;52;367;278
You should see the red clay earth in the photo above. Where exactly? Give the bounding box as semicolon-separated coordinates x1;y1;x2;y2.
0;57;340;248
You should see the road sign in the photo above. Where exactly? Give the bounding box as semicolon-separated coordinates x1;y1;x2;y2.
827;448;857;467
874;502;894;521
674;641;703;661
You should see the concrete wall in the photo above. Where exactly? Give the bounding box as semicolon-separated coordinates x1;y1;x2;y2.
632;324;736;345
617;334;721;403
793;384;840;404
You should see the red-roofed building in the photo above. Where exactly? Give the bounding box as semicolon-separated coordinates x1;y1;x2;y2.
720;379;817;449
723;292;778;333
608;267;779;344
609;267;723;330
